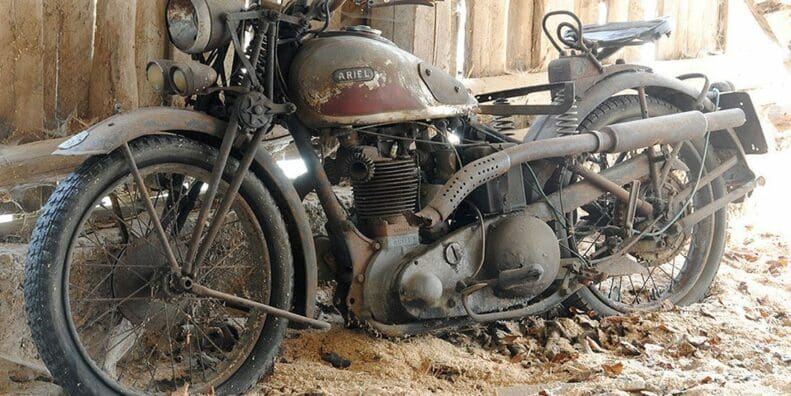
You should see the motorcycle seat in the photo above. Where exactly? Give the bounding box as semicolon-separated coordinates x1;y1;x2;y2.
563;17;673;60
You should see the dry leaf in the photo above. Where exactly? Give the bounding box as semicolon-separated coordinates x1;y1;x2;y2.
170;383;189;396
501;335;521;344
602;362;624;376
550;351;576;364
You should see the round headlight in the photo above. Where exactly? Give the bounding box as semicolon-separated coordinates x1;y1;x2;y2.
171;68;189;94
169;61;219;96
146;60;172;92
166;0;245;54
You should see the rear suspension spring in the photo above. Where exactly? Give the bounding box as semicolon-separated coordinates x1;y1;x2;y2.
554;91;579;135
491;98;516;133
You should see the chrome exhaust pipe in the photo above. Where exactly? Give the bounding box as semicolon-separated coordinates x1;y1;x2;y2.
415;109;746;226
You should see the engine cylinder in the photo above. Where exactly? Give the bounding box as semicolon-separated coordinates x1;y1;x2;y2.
352;159;419;219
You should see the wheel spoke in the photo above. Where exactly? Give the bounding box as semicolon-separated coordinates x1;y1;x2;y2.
58;157;273;393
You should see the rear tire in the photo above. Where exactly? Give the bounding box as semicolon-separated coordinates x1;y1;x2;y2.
565;95;728;316
24;136;293;395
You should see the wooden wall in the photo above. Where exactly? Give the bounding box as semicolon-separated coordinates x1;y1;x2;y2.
372;0;729;78
0;0;729;145
0;0;169;144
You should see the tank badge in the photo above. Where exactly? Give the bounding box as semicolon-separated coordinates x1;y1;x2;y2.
333;67;375;83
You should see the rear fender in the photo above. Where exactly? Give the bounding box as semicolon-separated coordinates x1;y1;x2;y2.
55;107;318;319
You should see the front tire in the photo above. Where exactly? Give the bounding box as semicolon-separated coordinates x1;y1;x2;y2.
24;135;293;395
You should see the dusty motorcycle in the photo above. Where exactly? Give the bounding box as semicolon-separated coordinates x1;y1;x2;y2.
23;0;766;394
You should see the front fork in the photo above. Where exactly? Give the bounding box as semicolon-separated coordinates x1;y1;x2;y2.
119;112;330;329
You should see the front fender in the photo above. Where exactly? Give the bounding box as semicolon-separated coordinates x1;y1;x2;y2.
55;107;318;319
55;107;227;156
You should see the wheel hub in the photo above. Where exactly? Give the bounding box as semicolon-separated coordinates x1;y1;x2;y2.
112;237;185;324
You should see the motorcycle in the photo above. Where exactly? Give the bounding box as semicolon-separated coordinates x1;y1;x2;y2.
23;0;767;394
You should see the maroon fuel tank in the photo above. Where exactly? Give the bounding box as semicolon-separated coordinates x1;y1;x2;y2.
288;28;477;129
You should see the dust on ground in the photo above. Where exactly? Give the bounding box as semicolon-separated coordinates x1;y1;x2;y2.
256;221;790;395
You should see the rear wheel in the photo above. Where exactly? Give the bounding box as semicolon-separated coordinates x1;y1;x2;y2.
564;95;728;316
24;136;293;395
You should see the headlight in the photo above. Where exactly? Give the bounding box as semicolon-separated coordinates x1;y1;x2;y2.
166;0;245;54
169;61;219;96
146;60;176;93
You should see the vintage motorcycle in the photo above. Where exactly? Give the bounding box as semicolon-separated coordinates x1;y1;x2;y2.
23;0;766;394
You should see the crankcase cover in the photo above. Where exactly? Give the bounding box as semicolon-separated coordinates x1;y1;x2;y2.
288;32;476;128
486;215;560;298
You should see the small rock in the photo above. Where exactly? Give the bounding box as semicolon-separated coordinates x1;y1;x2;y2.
773;351;791;363
686;335;709;348
675;341;697;357
618;377;647;392
320;351;351;369
545;335;578;363
643;343;664;355
728;359;746;368
619;340;642;356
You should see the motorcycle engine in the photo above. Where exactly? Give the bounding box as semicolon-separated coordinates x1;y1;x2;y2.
325;121;561;323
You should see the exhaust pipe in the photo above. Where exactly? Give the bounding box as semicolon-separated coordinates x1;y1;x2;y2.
415;109;746;226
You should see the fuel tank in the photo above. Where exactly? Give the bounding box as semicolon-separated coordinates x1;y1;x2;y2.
288;28;477;129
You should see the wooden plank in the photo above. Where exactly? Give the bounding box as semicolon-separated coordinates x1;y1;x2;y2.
700;0;721;54
59;0;95;129
606;0;645;62
0;2;15;142
744;0;780;44
465;0;509;78
507;0;534;72
655;0;680;60
12;0;45;143
0;138;84;189
136;0;169;107
42;1;59;132
41;0;95;135
531;0;575;70
716;0;729;51
685;0;706;58
89;0;139;119
431;0;454;73
329;1;366;30
369;6;395;42
448;0;460;76
393;6;434;61
673;0;690;58
371;3;455;73
605;0;628;21
575;0;600;24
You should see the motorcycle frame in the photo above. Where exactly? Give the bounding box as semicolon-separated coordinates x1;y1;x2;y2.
51;4;765;331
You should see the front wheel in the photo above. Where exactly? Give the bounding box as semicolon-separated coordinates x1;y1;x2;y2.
24;135;293;395
564;95;728;316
